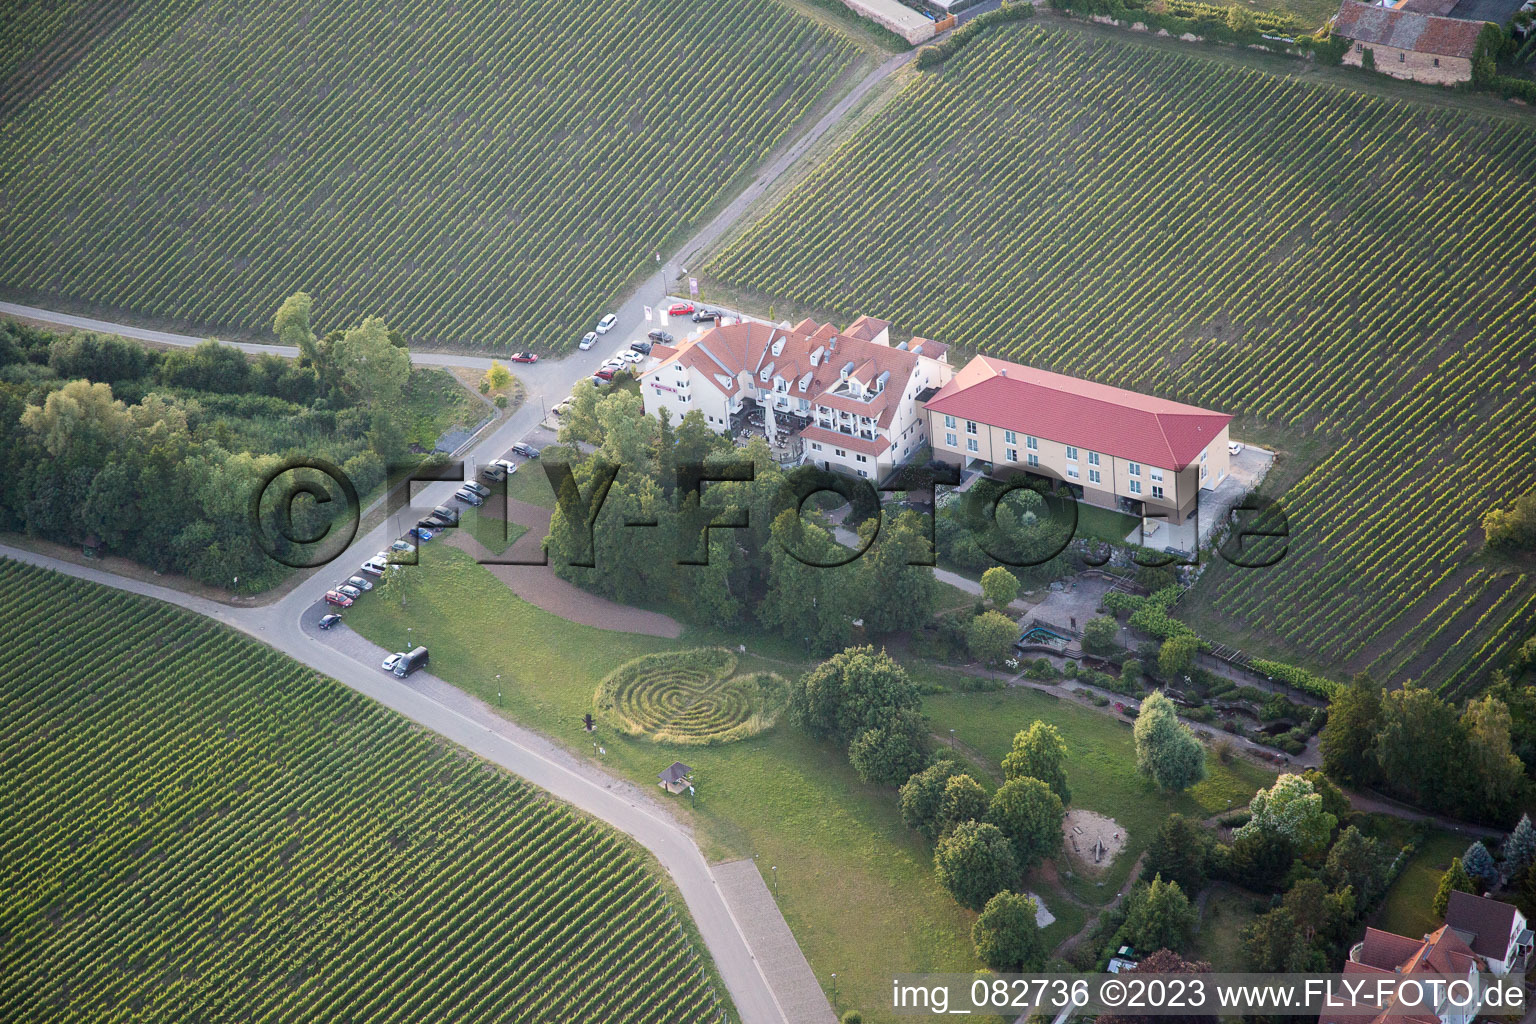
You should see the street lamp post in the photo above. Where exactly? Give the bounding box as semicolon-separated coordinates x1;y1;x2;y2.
770;865;777;895
496;674;502;707
831;973;838;1008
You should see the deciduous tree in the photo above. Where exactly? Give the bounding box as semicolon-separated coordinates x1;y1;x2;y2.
1134;690;1206;792
980;566;1020;610
1236;774;1337;856
1001;720;1070;804
968;610;1018;666
973;891;1047;972
900;759;963;841
1122;874;1197;954
934;821;1018;911
987;777;1064;871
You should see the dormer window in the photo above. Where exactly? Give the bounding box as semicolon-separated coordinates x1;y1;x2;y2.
771;336;785;357
759;361;774;382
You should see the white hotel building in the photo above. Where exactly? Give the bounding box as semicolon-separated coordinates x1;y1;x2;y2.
640;315;953;479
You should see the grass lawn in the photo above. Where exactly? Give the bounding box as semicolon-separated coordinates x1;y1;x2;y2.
502;463;560;509
403;368;487;449
924;684;1276;902
344;544;982;1023
1194;886;1261;971
343;545;1268;1019
1075;502;1140;545
1371;830;1465;939
457;504;529;555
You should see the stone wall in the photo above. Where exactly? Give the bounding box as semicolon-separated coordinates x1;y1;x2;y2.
1342;43;1472;85
841;0;937;44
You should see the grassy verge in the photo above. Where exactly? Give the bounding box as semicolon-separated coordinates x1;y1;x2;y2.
403;367;487;449
1371;830;1464;939
925;683;1276;902
1194;886;1261;970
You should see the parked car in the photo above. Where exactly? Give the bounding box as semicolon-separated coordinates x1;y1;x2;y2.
692;308;720;322
346;575;374;591
1228;441;1245;456
554;399;574;416
490;458;518;475
406;527;433;542
464;480;490;497
595;313;618;335
630;339;652;355
480;464;506;483
454;488;484;506
431;505;459;525
421;515;451;530
318;613;341;630
579;331;597;350
667;301;694;316
382;652;404;672
511;442;540;458
594;367;616;382
394;646;429;677
337;584;363;600
390;539;414;553
325;590;354;608
647;329;673;344
360;557;387;576
619;350;643;365
509;351;538;363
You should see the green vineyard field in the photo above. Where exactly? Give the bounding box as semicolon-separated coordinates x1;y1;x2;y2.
706;23;1536;691
0;0;857;350
0;560;726;1023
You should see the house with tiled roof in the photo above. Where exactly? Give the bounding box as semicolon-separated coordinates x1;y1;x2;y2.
1333;0;1491;85
1323;894;1532;1024
639;315;953;479
923;356;1232;526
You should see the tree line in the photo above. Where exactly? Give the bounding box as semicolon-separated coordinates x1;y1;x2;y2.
0;295;416;590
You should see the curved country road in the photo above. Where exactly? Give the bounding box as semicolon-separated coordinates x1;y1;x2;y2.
0;48;922;1024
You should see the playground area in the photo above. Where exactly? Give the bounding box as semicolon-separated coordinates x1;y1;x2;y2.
1063;809;1126;873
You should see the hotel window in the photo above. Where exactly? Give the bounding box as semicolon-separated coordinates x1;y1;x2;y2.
1152;485;1165;499
855;454;868;463
1027;453;1039;467
1026;435;1038;450
1089;469;1101;485
1004;430;1017;444
1398;51;1405;62
810;442;823;451
835;448;846;458
1087;451;1100;466
967;438;979;453
945;432;957;447
1065;446;1078;461
966;420;977;435
1067;466;1079;479
1128;462;1141;477
1130;480;1142;495
1005;447;1018;462
1433;57;1440;66
1150;468;1163;482
944;415;956;429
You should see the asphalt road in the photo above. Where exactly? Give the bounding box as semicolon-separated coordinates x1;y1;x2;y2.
0;45;925;1024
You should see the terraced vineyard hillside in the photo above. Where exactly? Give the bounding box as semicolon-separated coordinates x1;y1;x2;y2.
706;23;1536;692
0;0;858;349
0;560;726;1023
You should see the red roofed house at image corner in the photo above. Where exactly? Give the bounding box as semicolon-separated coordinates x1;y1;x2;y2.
924;355;1233;526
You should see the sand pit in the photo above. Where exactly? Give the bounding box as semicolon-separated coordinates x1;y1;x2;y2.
1064;809;1126;873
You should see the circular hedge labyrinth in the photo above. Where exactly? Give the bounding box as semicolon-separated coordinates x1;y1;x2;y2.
595;648;789;745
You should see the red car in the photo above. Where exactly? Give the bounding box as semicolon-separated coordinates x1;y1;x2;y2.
667;301;695;316
324;590;354;608
509;351;538;363
593;367;616;382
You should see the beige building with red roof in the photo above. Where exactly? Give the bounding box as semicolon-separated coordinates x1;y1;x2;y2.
1324;893;1531;1024
924;356;1232;526
1333;0;1490;85
640;315;953;479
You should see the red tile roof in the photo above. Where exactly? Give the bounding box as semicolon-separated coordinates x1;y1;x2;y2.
924;356;1230;471
1333;0;1487;58
800;425;890;456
